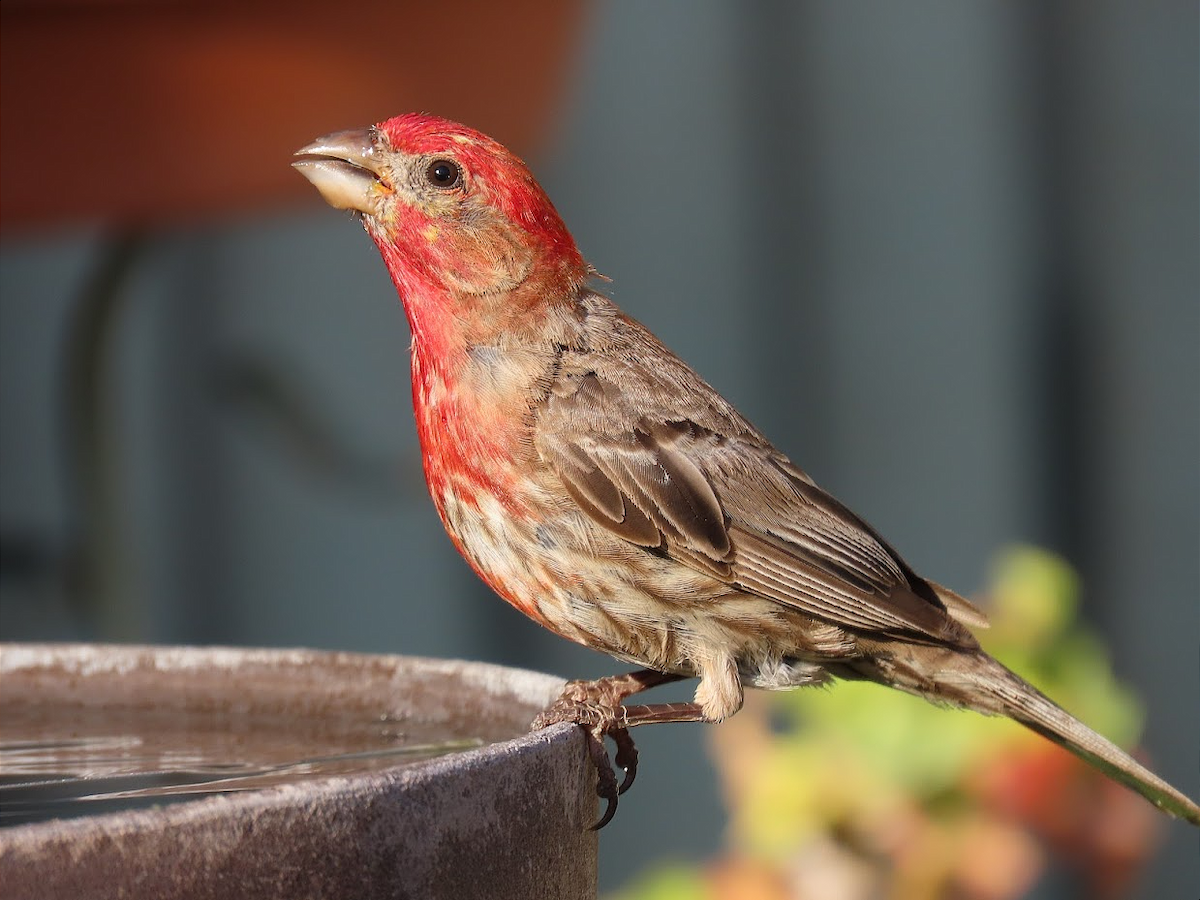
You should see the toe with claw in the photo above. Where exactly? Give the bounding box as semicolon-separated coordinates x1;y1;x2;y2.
531;669;689;829
532;691;635;829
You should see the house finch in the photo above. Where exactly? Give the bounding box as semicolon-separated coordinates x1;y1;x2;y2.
294;114;1200;830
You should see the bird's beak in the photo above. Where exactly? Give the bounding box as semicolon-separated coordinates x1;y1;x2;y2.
292;128;384;215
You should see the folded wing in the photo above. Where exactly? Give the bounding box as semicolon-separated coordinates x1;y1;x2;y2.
539;379;977;647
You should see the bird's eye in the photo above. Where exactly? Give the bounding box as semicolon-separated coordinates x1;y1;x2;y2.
426;159;461;189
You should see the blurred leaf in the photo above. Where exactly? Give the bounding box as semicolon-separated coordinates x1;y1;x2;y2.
986;544;1079;648
606;863;713;900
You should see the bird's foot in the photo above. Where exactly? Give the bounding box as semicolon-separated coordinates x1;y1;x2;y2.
532;670;690;829
533;695;636;829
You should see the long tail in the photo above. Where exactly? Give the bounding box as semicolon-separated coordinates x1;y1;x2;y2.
863;644;1200;825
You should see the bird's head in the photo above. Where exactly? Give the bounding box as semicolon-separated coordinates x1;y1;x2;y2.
293;114;588;308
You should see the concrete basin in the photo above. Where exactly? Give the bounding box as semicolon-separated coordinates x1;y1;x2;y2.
0;644;597;899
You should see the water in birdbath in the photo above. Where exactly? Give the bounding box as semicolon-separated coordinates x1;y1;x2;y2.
0;700;481;828
0;646;551;831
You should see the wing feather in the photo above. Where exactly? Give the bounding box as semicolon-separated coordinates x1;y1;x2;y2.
540;410;967;644
533;303;971;646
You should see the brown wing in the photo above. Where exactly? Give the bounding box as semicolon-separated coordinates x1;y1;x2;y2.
539;391;971;645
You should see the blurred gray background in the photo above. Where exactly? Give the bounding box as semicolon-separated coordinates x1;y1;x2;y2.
2;2;1196;897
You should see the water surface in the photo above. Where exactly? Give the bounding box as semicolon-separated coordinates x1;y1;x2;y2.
0;702;481;827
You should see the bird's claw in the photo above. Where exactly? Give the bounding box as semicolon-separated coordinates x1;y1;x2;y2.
612;725;639;795
532;686;640;829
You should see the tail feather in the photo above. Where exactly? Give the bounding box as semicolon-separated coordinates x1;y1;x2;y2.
870;645;1200;825
994;666;1200;825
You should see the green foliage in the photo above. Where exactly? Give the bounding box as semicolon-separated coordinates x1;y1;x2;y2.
606;863;712;900
729;545;1143;855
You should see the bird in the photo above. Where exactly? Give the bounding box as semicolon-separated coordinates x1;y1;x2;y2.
293;113;1200;830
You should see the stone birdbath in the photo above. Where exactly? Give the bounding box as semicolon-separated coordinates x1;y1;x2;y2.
0;643;597;899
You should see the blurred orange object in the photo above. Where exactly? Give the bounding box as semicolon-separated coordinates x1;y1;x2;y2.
0;0;586;233
970;740;1160;900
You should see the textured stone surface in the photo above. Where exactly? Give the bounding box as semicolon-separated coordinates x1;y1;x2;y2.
0;644;598;899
